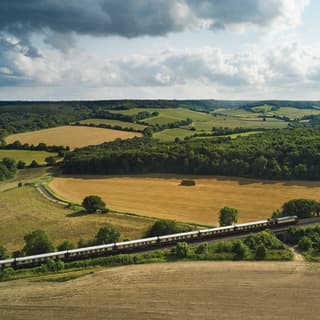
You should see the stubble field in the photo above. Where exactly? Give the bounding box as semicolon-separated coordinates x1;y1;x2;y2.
5;126;142;150
1;261;319;320
49;175;320;225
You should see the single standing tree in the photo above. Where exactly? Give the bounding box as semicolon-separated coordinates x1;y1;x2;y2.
23;230;54;255
94;226;120;245
219;206;238;226
147;220;178;236
57;240;75;251
82;195;108;213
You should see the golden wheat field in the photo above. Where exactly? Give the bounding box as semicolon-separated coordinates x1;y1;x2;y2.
5;126;142;150
49;175;320;225
1;261;319;320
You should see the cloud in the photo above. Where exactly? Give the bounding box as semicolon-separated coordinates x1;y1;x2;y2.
1;36;319;95
0;1;309;48
0;36;68;85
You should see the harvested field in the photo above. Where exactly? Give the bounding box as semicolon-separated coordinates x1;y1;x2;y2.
5;126;142;150
1;261;319;320
49;175;320;225
79;118;147;131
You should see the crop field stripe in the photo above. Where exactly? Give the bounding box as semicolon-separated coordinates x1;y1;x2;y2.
5;126;142;150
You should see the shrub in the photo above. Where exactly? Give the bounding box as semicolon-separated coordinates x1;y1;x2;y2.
0;267;15;281
195;243;209;255
298;236;313;251
232;241;250;260
244;231;285;251
46;259;65;272
255;244;267;260
214;241;233;253
175;242;191;258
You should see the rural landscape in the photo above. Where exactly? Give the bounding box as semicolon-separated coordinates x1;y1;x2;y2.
1;1;320;319
1;100;320;319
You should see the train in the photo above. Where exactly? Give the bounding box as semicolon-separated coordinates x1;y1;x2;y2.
0;215;298;270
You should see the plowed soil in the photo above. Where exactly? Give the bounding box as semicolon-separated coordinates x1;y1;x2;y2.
1;261;319;320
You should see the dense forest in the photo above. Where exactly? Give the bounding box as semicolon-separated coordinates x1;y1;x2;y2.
62;128;320;180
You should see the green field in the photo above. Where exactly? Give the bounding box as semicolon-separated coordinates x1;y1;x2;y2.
112;107;288;130
191;115;288;130
192;131;263;140
154;128;195;141
79;118;147;131
214;105;320;121
113;108;209;125
251;105;274;113
0;186;154;253
0;150;58;165
212;108;261;118
270;107;320;119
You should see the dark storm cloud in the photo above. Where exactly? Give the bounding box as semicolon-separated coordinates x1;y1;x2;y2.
0;0;308;41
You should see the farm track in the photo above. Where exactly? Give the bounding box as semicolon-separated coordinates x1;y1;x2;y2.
36;183;69;206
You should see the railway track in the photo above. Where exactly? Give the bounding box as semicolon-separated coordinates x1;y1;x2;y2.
1;216;320;270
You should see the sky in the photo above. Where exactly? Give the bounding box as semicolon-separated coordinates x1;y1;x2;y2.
0;0;319;100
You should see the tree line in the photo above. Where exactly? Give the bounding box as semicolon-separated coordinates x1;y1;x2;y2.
62;128;320;180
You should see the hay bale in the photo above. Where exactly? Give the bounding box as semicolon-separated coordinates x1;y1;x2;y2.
180;179;196;186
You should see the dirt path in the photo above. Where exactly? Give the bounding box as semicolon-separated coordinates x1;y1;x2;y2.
1;261;319;320
290;247;304;262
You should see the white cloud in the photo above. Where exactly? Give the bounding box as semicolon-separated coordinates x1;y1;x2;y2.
1;35;320;99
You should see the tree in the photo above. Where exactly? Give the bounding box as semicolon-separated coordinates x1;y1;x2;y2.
219;206;238;226
29;160;40;168
45;156;57;165
23;230;54;255
143;127;153;138
2;157;17;171
281;199;320;219
175;242;191;258
147;220;179;237
82;195;107;213
94;226;120;245
57;240;74;251
17;160;26;169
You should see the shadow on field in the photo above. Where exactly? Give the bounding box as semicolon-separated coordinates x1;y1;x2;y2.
55;173;320;189
66;210;91;218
